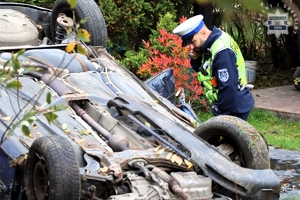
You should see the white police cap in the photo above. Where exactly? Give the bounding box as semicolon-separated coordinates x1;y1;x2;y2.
173;14;204;47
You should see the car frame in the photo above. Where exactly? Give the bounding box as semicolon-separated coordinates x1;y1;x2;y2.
0;1;281;200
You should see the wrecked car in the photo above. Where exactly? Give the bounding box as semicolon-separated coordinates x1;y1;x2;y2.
0;0;281;199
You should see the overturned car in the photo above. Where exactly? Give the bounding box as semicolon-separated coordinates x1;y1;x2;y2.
0;1;281;200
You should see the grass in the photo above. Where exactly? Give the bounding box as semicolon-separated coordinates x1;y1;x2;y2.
197;108;300;151
248;108;300;151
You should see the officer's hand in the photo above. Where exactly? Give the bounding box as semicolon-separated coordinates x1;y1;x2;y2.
189;50;200;59
188;47;201;59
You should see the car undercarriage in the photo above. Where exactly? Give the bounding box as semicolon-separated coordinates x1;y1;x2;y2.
0;1;281;200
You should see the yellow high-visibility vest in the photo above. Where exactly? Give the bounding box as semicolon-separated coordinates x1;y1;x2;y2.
197;31;247;103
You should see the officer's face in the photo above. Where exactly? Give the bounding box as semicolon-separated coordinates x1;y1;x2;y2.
187;32;205;53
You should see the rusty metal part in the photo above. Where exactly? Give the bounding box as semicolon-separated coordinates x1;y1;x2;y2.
73;53;88;72
56;13;74;30
107;134;129;152
151;167;191;200
27;56;58;76
126;114;190;161
71;102;111;139
38;73;130;152
128;159;150;180
109;164;123;182
76;139;111;156
80;154;114;182
81;185;101;200
71;102;129;152
40;73;74;96
10;154;27;169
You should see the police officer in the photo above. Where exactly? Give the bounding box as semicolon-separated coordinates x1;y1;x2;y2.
173;14;254;121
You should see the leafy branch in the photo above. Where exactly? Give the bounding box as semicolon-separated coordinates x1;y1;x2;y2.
0;0;92;145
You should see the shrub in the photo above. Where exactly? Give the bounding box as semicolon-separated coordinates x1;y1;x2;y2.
121;13;207;109
98;0;193;59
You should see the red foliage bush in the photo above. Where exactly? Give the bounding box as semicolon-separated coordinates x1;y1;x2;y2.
136;18;205;107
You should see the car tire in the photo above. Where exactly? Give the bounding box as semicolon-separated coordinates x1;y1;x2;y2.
293;67;300;91
24;135;80;200
50;0;108;47
194;115;270;169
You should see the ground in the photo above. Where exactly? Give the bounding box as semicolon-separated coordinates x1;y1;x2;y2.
253;62;296;89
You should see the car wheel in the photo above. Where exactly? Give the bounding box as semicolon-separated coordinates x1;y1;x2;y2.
293;67;300;91
24;135;80;200
50;0;108;47
194;115;270;169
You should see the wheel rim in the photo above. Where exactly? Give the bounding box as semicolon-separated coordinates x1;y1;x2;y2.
33;154;49;200
206;133;246;167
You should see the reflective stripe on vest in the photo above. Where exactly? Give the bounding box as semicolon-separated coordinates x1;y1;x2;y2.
197;31;247;103
210;31;247;88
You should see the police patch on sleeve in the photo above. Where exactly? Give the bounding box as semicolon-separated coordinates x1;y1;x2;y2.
218;68;229;82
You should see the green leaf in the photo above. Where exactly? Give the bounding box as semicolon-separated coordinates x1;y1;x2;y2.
6;80;22;90
3;74;13;83
3;60;10;68
22;125;30;136
0;70;7;76
62;123;68;130
44;112;58;124
10;50;24;72
20;120;30;127
79;130;89;135
67;0;77;9
15;49;25;58
0;71;8;84
46;92;51;104
5;121;20;138
22;67;41;74
23;111;38;121
53;104;67;111
28;116;37;124
77;29;90;42
65;129;71;134
11;61;20;72
76;45;87;55
79;17;88;24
